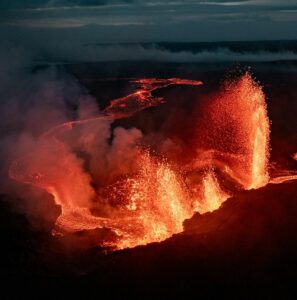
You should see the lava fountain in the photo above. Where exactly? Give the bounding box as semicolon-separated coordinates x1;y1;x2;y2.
9;73;279;250
193;73;270;191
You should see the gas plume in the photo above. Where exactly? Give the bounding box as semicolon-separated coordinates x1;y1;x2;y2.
7;71;297;250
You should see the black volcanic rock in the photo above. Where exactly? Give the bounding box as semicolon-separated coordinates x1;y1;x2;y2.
1;182;297;299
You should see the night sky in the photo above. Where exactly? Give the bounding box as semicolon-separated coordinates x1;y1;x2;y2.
0;0;296;43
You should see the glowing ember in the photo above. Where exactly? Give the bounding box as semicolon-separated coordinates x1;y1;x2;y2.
9;73;296;250
200;172;230;213
9;78;203;249
195;73;270;190
112;152;193;249
247;77;270;189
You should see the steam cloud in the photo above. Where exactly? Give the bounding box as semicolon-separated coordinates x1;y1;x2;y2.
39;44;297;63
0;44;145;231
1;41;295;249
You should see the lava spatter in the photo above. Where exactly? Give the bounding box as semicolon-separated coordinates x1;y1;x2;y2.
10;74;296;250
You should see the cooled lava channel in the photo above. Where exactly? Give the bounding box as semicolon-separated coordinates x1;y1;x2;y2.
8;74;297;250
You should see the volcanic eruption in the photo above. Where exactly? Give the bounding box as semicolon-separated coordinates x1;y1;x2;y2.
8;73;297;250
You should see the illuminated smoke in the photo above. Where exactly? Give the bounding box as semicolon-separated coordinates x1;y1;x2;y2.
10;73;291;250
9;78;204;249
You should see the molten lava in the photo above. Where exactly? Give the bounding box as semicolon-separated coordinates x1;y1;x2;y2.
194;74;270;190
200;172;230;213
9;74;296;250
42;78;203;139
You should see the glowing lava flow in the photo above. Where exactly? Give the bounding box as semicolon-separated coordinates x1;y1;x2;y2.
10;73;293;251
42;78;203;139
269;152;297;185
9;78;203;249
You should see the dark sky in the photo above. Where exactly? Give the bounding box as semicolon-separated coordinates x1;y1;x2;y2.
0;0;296;42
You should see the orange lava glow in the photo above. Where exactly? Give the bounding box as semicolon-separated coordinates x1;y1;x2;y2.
42;78;203;139
9;74;296;250
200;172;230;214
194;73;270;190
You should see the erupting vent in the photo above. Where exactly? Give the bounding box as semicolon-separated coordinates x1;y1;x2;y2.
8;74;297;250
